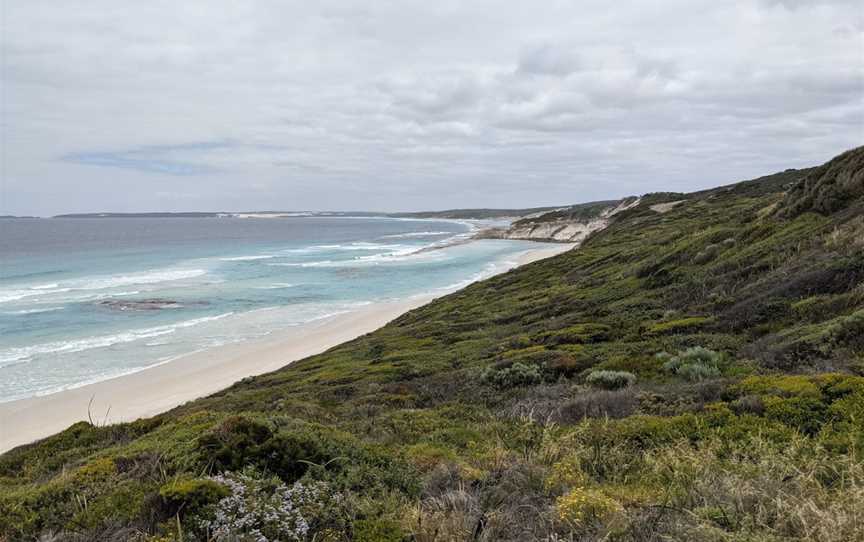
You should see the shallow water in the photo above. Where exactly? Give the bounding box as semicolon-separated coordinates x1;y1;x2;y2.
0;217;537;401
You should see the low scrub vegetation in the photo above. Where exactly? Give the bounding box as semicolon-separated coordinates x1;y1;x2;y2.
585;370;637;390
480;362;544;389
658;346;724;381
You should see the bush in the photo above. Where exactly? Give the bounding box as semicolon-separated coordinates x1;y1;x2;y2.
197;418;334;483
546;350;594;378
660;347;724;381
645;316;711;335
496;346;592;379
353;518;404;542
585;370;636;390
159;478;230;518
763;396;829;436
197;417;273;473
556;389;637;423
534;323;611;345
677;363;720;381
693;243;722;264
556;487;622;528
197;471;339;542
730;394;765;416
825;309;864;350
480;362;543;389
732;374;822;399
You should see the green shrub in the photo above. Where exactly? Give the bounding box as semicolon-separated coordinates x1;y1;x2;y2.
762;396;829;436
693;243;722;264
825;309;864;350
732;374;822;398
556;487;622;527
644;317;711;335
197;416;273;472
545;351;595;378
496;346;591;378
197;417;332;483
353;518;404;542
159;478;230;517
586;370;636;390
660;347;723;381
677;362;720;381
480;362;543;389
534;323;611;345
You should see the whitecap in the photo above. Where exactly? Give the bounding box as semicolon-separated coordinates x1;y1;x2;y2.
31;283;60;290
4;306;64;315
0;268;208;304
314;242;404;251
0;287;73;303
219;255;276;261
381;231;451;239
0;312;233;367
254;283;296;289
72;268;207;290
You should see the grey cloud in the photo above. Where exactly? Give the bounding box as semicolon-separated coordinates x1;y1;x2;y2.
517;45;582;76
2;0;862;215
759;0;860;9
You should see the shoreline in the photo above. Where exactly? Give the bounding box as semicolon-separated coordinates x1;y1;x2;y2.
0;242;574;453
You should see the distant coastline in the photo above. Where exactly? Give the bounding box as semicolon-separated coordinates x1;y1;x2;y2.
47;205;569;220
51;211;375;219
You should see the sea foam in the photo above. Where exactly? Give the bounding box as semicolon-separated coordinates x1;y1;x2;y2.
0;312;233;367
0;269;207;304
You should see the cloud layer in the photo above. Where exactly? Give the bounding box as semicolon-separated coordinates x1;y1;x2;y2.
3;0;862;214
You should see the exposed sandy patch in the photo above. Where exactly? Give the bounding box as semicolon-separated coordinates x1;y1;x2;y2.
650;200;686;213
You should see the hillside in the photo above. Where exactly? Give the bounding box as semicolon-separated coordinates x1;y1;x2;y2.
483;164;821;243
480;198;639;243
2;147;863;542
388;207;562;220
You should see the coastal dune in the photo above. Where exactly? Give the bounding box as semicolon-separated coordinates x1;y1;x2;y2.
0;243;573;453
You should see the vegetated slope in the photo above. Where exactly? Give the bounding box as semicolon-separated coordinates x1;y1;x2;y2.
780;147;864;218
2;148;863;542
388;207;562;220
489;163;822;243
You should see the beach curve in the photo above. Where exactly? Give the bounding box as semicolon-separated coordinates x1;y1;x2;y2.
0;242;573;453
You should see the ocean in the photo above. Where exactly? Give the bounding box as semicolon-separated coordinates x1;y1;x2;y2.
0;217;538;402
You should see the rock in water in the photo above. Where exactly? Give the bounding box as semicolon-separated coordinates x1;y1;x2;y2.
97;298;198;311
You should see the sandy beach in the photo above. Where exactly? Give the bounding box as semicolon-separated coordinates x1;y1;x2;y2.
0;242;573;453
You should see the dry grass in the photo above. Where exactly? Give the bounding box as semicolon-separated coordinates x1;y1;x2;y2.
635;436;864;541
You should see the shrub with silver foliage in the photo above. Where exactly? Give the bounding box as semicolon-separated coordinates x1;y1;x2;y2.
480;362;543;389
659;346;723;381
201;471;333;542
585;370;636;390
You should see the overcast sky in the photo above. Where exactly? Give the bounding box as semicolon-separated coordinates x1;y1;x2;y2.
2;0;862;215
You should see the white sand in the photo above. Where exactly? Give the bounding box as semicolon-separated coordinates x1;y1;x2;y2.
0;243;574;453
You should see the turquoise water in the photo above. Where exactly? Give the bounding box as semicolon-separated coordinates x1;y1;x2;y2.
0;217;537;401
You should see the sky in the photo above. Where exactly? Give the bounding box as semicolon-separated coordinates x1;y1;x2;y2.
1;0;862;216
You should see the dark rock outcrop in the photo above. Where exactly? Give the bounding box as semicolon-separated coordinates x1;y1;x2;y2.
97;298;206;311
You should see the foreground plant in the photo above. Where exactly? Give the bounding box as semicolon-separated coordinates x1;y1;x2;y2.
199;471;337;542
